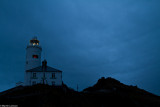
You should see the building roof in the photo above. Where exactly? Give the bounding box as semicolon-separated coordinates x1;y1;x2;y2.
26;66;62;72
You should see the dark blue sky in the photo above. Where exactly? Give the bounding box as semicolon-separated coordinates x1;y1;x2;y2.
0;0;160;95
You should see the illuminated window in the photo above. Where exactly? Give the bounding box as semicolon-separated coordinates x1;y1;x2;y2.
30;39;39;46
33;55;38;59
33;43;36;46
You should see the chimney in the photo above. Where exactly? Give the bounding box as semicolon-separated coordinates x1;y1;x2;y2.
42;60;47;72
42;60;47;84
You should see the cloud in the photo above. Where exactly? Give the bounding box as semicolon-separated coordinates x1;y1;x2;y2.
0;0;160;94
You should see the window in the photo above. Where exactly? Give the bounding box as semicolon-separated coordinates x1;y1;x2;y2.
33;73;36;78
32;81;36;85
33;55;38;59
52;81;55;86
52;73;55;78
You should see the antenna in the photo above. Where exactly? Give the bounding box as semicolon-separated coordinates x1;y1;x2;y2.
77;84;79;92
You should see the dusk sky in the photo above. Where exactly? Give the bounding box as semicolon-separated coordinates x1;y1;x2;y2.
0;0;160;95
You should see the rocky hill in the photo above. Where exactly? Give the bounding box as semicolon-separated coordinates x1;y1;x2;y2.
0;77;160;107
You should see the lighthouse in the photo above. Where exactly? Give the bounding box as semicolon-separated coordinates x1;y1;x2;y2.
25;37;42;70
24;37;62;86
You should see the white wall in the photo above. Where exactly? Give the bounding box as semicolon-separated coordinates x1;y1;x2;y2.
26;46;42;70
25;72;62;86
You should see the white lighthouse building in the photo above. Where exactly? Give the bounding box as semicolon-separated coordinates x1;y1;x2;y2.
24;37;62;86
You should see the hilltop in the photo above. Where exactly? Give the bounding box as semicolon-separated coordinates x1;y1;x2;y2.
0;77;160;107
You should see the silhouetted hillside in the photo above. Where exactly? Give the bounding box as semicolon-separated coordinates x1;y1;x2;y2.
0;77;160;107
83;77;160;107
84;77;157;97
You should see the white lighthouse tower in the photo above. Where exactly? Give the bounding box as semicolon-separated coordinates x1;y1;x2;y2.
25;37;42;70
24;37;62;86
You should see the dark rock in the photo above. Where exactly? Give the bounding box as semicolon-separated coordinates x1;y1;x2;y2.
0;77;160;107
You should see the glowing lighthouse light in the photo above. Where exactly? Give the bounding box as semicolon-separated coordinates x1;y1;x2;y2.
29;37;39;46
